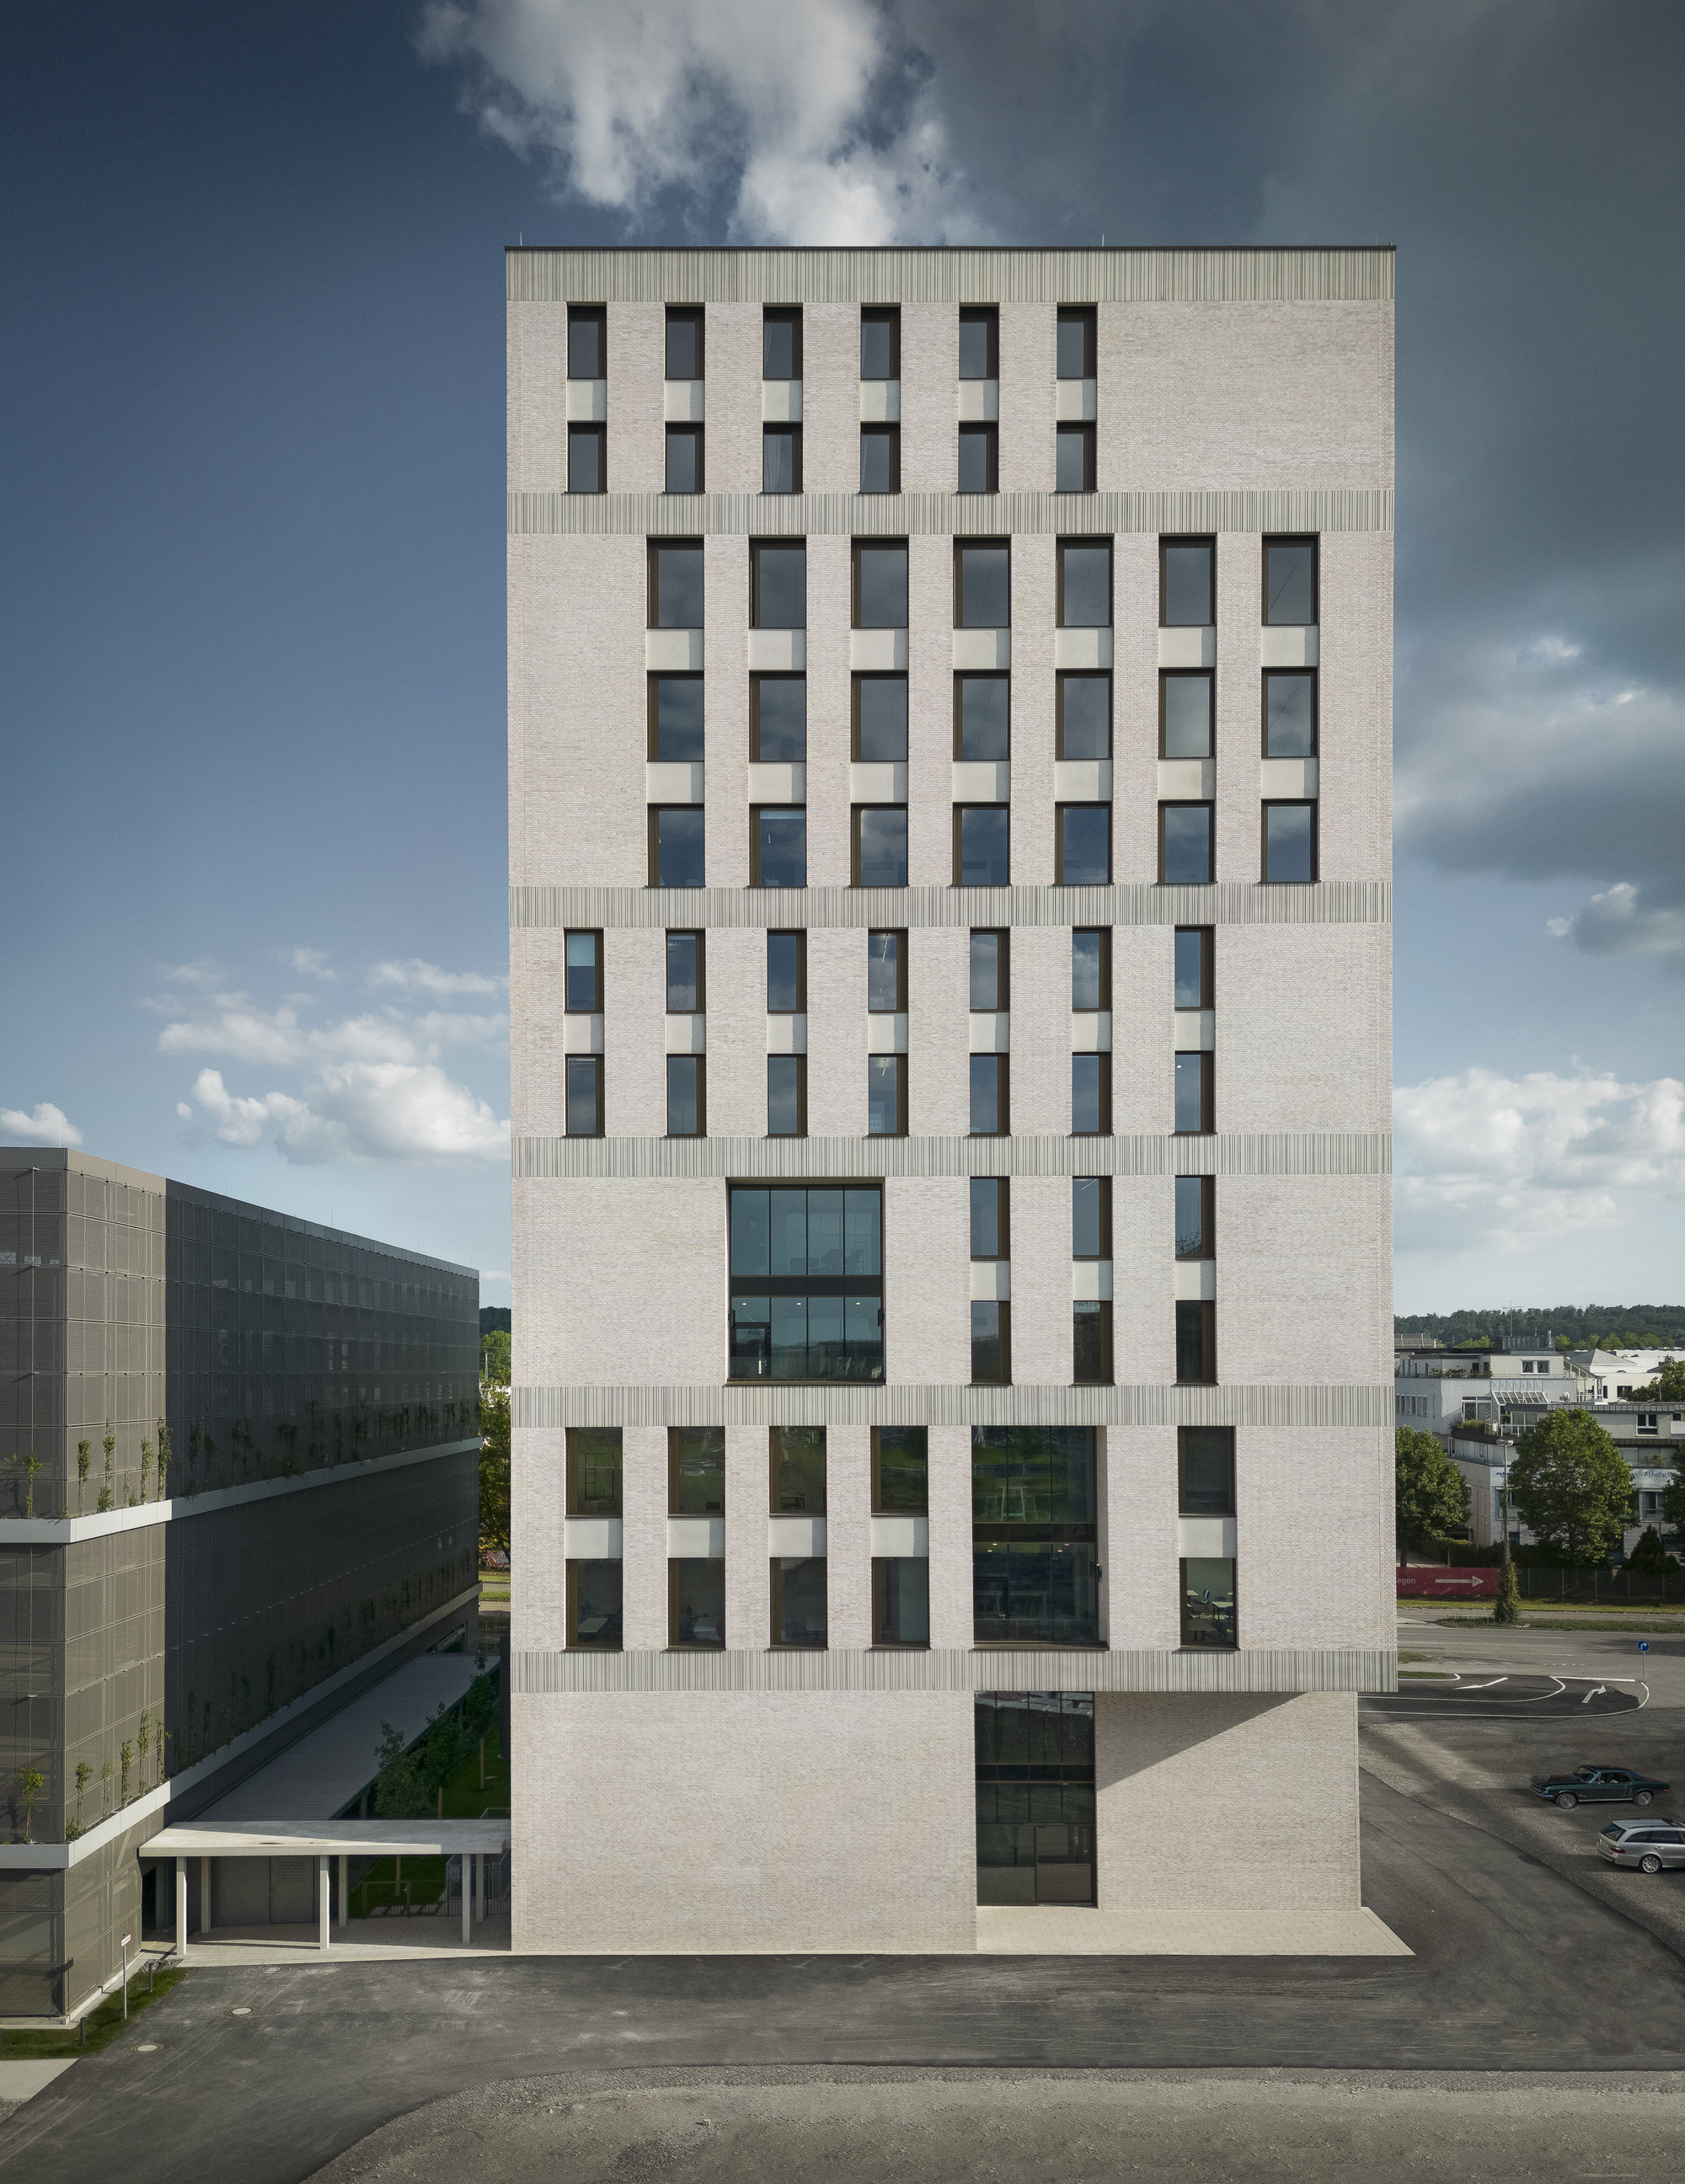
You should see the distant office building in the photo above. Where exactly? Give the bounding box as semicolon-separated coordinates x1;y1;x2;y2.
508;243;1395;1950
0;1147;479;2017
1570;1348;1682;1404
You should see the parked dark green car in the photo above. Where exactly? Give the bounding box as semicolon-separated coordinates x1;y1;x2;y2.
1533;1765;1671;1810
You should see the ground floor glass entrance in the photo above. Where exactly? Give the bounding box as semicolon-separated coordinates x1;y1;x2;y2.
975;1691;1095;1905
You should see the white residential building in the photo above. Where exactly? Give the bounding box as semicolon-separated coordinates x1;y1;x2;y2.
1570;1348;1683;1404
507;244;1395;1952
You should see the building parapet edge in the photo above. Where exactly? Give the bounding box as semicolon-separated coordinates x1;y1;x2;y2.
513;1383;1392;1430
514;1645;1396;1696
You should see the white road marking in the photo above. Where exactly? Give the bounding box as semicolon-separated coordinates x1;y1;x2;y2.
1458;1677;1508;1690
1581;1685;1607;1705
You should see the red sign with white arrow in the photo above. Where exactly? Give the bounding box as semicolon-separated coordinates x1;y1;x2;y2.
1396;1566;1499;1599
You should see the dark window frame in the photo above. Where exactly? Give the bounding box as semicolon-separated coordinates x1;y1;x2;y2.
1056;804;1112;886
769;1423;827;1515
867;928;907;1012
872;1426;929;1514
1262;534;1319;627
567;421;606;494
1176;1300;1217;1386
761;423;803;494
1073;1300;1113;1386
646;672;704;761
1159;535;1216;627
727;1182;886;1386
1071;1052;1112;1137
1158;801;1215;885
1262;668;1319;758
1262;800;1319;884
648;806;705;889
749;673;807;763
1174;1050;1214;1137
954;671;1012;761
1056;538;1112;628
860;306;901;381
647;539;705;629
1174;1174;1215;1261
970;1177;1010;1262
767;928;806;1013
666;929;706;1013
564;1054;604;1140
859;424;901;494
769;1556;828;1650
971;1299;1012;1386
866;1052;907;1138
666;1053;706;1139
970;926;1010;1011
1174;926;1214;1009
566;303;606;380
853;537;909;628
750;804;808;889
958;306;999;379
1055;424;1097;494
665;306;704;382
1056;671;1111;760
762;307;803;381
1178;1425;1234;1515
1071;927;1111;1012
668;1559;726;1649
1073;1175;1111;1260
956;422;999;494
565;1559;623;1651
564;929;603;1013
872;1557;930;1648
664;422;704;494
853;673;909;761
1056;304;1097;379
852;804;909;888
969;1055;1010;1138
566;1426;623;1517
1159;670;1215;759
954;538;1011;628
953;804;1011;889
751;538;808;628
766;1053;808;1138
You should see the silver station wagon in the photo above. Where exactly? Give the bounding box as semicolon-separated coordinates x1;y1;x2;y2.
1598;1819;1685;1874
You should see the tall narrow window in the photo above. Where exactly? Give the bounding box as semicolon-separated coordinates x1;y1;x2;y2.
564;932;602;1012
771;1557;827;1649
867;930;907;1130
1057;674;1110;759
567;1428;623;1515
1181;1557;1236;1648
1159;803;1213;884
771;1423;826;1511
867;1055;906;1136
650;808;703;887
854;541;908;628
1175;1175;1214;1259
976;1691;1095;1904
670;1561;725;1648
1071;1054;1110;1135
1057;806;1110;885
666;932;703;1013
971;1058;1008;1136
1056;425;1095;493
971;1177;1008;1261
767;1055;805;1138
860;425;900;493
567;1562;622;1649
958;307;998;380
971;1301;1010;1385
665;425;703;493
955;675;1010;759
762;425;801;494
874;1426;928;1512
1071;929;1110;1012
751;675;806;761
1073;1301;1111;1385
972;1431;1098;1644
1072;1176;1110;1259
1263;670;1317;756
868;929;904;1012
568;425;605;494
666;1055;704;1136
1179;1426;1233;1515
752;809;806;887
1263;802;1318;883
1161;538;1214;626
1056;306;1095;380
1264;536;1318;625
861;307;900;380
970;929;1008;1010
767;930;805;1014
1176;1300;1216;1385
1161;672;1213;757
955;542;1010;627
1174;1053;1212;1135
565;1055;602;1138
955;807;1010;886
648;675;704;761
666;307;703;382
762;308;801;380
567;305;605;381
1174;927;1212;1010
752;541;806;628
853;807;907;886
649;542;704;629
855;675;908;761
958;424;998;494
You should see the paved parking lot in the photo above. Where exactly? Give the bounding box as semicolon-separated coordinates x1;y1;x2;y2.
3;1617;1682;2184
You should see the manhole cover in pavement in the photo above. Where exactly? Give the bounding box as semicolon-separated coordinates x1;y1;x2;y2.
230;2006;254;2016
134;2043;162;2053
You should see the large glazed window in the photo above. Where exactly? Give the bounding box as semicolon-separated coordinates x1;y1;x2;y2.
976;1692;1095;1906
972;1428;1099;1646
729;1185;884;1383
567;1428;622;1516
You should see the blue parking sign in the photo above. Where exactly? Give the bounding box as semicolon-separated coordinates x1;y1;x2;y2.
1637;1639;1650;1654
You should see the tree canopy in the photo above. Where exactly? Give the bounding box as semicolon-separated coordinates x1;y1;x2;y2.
1395;1306;1685;1352
480;1329;511;1386
479;1384;510;1556
1509;1409;1634;1566
1626;1525;1677;1575
1395;1427;1469;1546
1627;1356;1685;1402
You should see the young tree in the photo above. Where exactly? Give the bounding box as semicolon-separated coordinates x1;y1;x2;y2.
16;1765;45;1843
372;1722;427;1820
1394;1428;1468;1548
1510;1409;1634;1566
479;1386;511;1558
1625;1525;1678;1575
421;1704;468;1818
77;1439;91;1514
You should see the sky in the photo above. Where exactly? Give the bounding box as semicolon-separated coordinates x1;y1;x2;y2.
2;0;1681;1314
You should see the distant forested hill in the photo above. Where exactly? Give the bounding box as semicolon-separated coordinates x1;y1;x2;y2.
1395;1305;1685;1351
479;1306;511;1337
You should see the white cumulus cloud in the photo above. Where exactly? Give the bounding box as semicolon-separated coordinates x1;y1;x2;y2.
179;1065;508;1165
1547;881;1685;964
2;1102;83;1148
417;0;974;243
1394;1065;1685;1256
369;958;505;997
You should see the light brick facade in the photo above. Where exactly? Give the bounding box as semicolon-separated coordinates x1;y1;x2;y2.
507;246;1394;1952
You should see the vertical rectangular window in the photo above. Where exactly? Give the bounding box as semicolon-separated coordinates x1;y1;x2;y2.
666;1055;704;1136
566;1427;623;1515
762;308;802;380
665;307;703;382
750;675;806;761
853;807;907;886
665;425;703;494
955;541;1011;627
970;1056;1008;1136
955;673;1010;759
669;1559;725;1648
567;305;605;380
854;540;908;627
867;930;906;1012
971;1300;1011;1385
1073;1302;1112;1386
1071;1053;1110;1135
958;307;998;379
1174;928;1212;1009
1263;802;1318;883
752;541;806;627
564;932;602;1012
859;426;901;494
1055;425;1095;493
770;1424;826;1512
976;1691;1095;1905
1159;803;1213;884
728;1184;884;1386
666;932;703;1012
1264;536;1318;625
1176;1299;1217;1384
1056;306;1096;379
873;1426;928;1513
1160;537;1214;626
971;1431;1098;1645
670;1425;725;1513
567;1562;623;1650
855;675;907;761
1179;1426;1234;1514
1174;1052;1212;1135
762;425;802;494
1057;806;1110;885
567;424;605;494
1181;1557;1236;1648
650;807;704;887
970;929;1008;1011
767;1055;806;1137
565;1055;602;1138
970;1177;1008;1260
767;930;805;1013
770;1557;827;1648
874;1559;929;1647
649;542;704;628
752;808;807;888
867;1054;906;1136
955;807;1010;886
1071;929;1110;1011
1174;1175;1213;1259
1073;1176;1110;1259
1263;670;1317;756
648;674;704;761
860;307;900;380
1160;672;1213;757
957;424;998;494
1057;674;1110;759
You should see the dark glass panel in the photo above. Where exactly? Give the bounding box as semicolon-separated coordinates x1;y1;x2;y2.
773;1557;826;1647
568;426;602;493
875;1557;929;1645
762;428;798;494
1055;425;1094;492
569;1428;622;1516
972;1426;1095;1526
666;933;699;1012
757;808;807;887
730;1189;770;1276
957;312;994;379
571;1560;622;1647
857;542;907;627
564;932;599;1011
857;676;907;761
1060;805;1110;884
1161;804;1212;884
1264;803;1316;883
1056;311;1091;379
655;808;704;886
1174;928;1209;1009
958;808;1009;886
860;310;897;381
1182;1557;1236;1647
564;1056;600;1137
857;807;907;887
957;425;996;493
969;929;1003;1011
755;675;806;760
666;1055;701;1136
867;930;901;1011
652;544;703;628
767;1057;802;1135
666;311;701;381
1072;1301;1110;1385
1265;671;1315;756
772;1424;826;1512
875;1427;928;1514
1264;539;1316;626
1163;541;1213;626
769;1188;807;1272
665;426;700;494
1179;1427;1234;1514
971;1300;1008;1384
1061;545;1110;627
654;676;704;761
844;1188;881;1274
671;1557;725;1647
1071;930;1105;1010
754;542;806;626
1060;675;1110;759
1174;1175;1207;1258
970;1177;1004;1259
1071;1053;1108;1135
807;1190;844;1274
957;543;1009;627
766;932;803;1012
970;1055;1005;1135
671;1428;725;1514
971;1542;1099;1646
1174;1051;1210;1134
1163;673;1212;756
763;312;799;380
1176;1299;1215;1384
859;427;898;494
1072;1177;1105;1259
957;675;1009;759
866;1055;902;1136
567;311;603;379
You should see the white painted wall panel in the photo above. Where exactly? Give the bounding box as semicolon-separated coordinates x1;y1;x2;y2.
885;1178;969;1385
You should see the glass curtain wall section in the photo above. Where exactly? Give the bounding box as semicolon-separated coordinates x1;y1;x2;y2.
976;1692;1095;1905
729;1188;883;1382
972;1428;1099;1644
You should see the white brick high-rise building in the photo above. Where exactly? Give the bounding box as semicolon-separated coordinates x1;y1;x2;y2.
507;246;1396;1953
